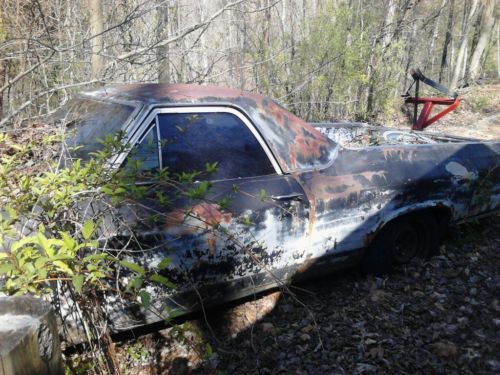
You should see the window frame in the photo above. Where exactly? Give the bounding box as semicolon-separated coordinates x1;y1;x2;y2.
122;106;282;179
124;122;161;172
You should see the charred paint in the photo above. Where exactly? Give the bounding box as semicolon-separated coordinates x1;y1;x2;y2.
70;86;500;334
83;83;337;173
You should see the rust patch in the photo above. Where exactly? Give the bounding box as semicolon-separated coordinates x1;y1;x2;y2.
84;83;336;173
309;170;387;201
191;203;232;227
163;203;232;237
383;147;416;161
296;256;316;274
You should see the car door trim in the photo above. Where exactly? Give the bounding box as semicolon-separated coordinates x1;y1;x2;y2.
115;106;283;175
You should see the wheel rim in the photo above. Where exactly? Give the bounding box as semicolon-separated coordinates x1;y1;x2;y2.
391;226;420;263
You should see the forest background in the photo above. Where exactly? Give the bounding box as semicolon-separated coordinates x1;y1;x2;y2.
0;0;498;129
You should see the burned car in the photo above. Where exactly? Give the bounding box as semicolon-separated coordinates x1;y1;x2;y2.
62;84;499;332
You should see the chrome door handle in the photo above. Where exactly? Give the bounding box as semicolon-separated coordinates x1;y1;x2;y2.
270;193;304;201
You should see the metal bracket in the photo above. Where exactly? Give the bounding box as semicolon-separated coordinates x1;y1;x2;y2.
403;68;461;131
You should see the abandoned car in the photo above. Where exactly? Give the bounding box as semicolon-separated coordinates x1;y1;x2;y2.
61;83;499;332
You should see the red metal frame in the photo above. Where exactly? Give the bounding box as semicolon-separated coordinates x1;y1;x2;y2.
405;97;461;131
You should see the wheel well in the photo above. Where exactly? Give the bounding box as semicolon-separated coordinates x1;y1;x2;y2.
366;206;452;247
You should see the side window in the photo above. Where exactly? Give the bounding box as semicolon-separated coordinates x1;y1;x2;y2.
158;112;275;180
125;125;159;173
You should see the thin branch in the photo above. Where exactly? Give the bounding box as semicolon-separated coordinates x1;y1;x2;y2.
109;0;244;64
0;80;101;128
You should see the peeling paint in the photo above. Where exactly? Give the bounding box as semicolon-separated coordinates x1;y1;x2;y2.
69;85;500;333
445;161;478;181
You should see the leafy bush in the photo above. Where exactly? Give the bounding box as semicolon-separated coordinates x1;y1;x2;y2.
0;125;220;372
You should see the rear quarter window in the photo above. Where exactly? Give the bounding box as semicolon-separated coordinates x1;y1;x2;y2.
59;98;135;160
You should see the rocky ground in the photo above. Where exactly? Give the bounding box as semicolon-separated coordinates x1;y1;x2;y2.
116;84;500;374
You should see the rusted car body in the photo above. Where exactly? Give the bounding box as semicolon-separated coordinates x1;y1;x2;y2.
64;84;500;332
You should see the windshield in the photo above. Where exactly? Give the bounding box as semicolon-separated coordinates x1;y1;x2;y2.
54;98;135;160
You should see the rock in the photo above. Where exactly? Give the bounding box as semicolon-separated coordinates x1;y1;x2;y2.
432;341;458;358
280;304;294;313
260;322;275;333
367;346;384;359
369;289;386;302
301;324;314;333
487;360;500;372
364;338;377;346
355;362;378;372
299;333;311;342
432;292;446;300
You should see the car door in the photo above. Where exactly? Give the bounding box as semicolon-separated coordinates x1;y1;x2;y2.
122;106;310;311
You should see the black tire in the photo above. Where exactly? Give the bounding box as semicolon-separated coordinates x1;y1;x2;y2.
360;213;439;275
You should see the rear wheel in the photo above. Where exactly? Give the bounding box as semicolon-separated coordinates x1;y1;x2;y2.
361;213;439;275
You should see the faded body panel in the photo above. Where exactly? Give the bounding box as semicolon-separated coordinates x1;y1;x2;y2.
73;84;500;332
82;84;337;173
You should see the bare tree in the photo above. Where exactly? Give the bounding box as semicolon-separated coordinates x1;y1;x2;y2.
156;0;171;83
439;0;455;83
467;0;496;83
451;0;479;88
88;0;104;80
0;0;499;130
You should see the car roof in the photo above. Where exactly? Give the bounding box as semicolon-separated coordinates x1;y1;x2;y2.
81;83;336;173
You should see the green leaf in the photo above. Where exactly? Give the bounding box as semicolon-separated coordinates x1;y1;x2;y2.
205;343;213;358
258;189;268;201
83;253;108;262
72;274;84;294
218;196;231;210
205;162;218;174
51;254;74;261
0;263;14;275
185;181;212;200
34;256;49;269
37;232;54;257
53;260;74;276
11;237;36;253
82;220;95;240
5;206;17;221
37;268;47;281
127;276;143;291
150;274;175;289
138;290;151;309
60;232;76;252
119;261;145;275
156;258;171;270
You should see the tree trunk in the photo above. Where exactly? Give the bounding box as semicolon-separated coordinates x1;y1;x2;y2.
0;61;4;122
428;0;447;74
156;1;170;83
88;0;104;80
0;8;5;121
439;0;455;82
467;0;496;83
450;0;479;89
366;0;397;115
497;21;500;78
382;0;396;49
